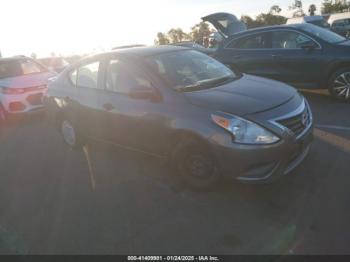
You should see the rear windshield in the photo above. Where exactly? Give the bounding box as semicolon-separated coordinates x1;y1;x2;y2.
0;59;47;79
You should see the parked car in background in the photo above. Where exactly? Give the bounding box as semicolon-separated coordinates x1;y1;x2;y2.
37;57;69;73
286;16;330;29
170;41;215;56
45;46;313;189
205;14;350;101
328;12;350;37
0;56;56;122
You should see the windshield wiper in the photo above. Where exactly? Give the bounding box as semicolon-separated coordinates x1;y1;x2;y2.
176;75;235;92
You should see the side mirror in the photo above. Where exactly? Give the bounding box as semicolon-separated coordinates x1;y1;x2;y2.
129;85;157;100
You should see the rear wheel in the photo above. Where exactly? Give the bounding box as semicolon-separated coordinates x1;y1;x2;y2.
60;117;84;149
328;68;350;101
174;140;221;190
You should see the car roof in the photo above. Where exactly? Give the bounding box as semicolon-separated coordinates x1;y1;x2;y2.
83;45;191;61
229;24;303;38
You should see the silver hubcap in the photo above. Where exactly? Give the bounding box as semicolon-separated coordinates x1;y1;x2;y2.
61;120;76;146
333;72;350;100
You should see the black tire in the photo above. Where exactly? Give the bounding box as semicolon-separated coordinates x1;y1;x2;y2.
173;139;221;190
59;116;85;149
328;67;350;101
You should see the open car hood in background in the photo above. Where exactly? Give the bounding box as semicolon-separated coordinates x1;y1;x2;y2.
202;12;247;38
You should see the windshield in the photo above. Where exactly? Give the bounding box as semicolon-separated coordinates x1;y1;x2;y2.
300;23;346;43
0;59;46;79
146;50;236;91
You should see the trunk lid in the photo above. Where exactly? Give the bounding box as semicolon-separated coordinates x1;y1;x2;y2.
202;12;247;38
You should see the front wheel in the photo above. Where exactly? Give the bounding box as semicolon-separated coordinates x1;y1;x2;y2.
328;68;350;101
60;118;84;149
174;140;221;190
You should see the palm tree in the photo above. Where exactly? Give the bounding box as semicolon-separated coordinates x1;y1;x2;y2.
309;4;317;15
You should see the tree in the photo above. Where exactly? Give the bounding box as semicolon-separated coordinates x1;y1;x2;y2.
270;5;282;15
154;32;170;45
167;28;189;43
30;53;37;59
322;0;349;14
309;4;317;15
289;0;305;17
190;22;212;44
256;13;288;26
241;6;287;29
241;15;263;29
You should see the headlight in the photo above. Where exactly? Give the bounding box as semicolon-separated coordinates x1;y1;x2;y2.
211;113;280;145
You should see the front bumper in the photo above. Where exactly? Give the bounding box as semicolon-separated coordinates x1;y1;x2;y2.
211;125;313;183
0;91;46;114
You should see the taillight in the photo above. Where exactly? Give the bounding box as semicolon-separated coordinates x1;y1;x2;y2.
0;85;47;95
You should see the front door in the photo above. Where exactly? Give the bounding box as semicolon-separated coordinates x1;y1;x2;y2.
100;57;165;155
267;30;324;87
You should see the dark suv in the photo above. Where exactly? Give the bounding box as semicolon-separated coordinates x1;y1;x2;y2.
45;47;313;189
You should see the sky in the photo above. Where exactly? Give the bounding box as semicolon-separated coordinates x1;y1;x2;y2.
0;0;323;57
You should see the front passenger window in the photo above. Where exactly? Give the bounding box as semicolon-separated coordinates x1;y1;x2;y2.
106;59;152;94
77;61;100;89
271;31;317;49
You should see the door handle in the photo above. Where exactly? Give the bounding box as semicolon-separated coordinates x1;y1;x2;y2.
233;55;242;59
103;103;115;111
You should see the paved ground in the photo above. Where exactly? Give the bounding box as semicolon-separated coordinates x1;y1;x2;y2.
0;90;349;255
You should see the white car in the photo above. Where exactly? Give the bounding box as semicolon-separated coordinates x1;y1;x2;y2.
0;56;56;122
286;16;330;29
328;12;350;36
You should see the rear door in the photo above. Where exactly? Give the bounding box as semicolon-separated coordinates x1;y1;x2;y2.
218;32;277;78
72;58;107;140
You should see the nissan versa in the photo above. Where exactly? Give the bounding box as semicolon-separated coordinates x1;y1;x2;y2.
45;46;313;189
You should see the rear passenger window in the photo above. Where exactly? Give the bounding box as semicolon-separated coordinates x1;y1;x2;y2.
228;34;267;49
77;61;100;89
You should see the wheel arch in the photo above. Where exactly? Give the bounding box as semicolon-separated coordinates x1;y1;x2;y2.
327;62;350;82
169;129;215;163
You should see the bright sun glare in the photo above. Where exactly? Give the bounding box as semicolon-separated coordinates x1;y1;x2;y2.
1;0;322;57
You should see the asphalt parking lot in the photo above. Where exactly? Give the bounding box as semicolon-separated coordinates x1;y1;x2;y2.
0;89;349;255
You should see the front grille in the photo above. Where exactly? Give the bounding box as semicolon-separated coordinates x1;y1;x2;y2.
276;104;311;137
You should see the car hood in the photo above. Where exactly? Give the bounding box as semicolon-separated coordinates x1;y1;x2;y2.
184;74;297;116
202;12;247;38
0;72;56;88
